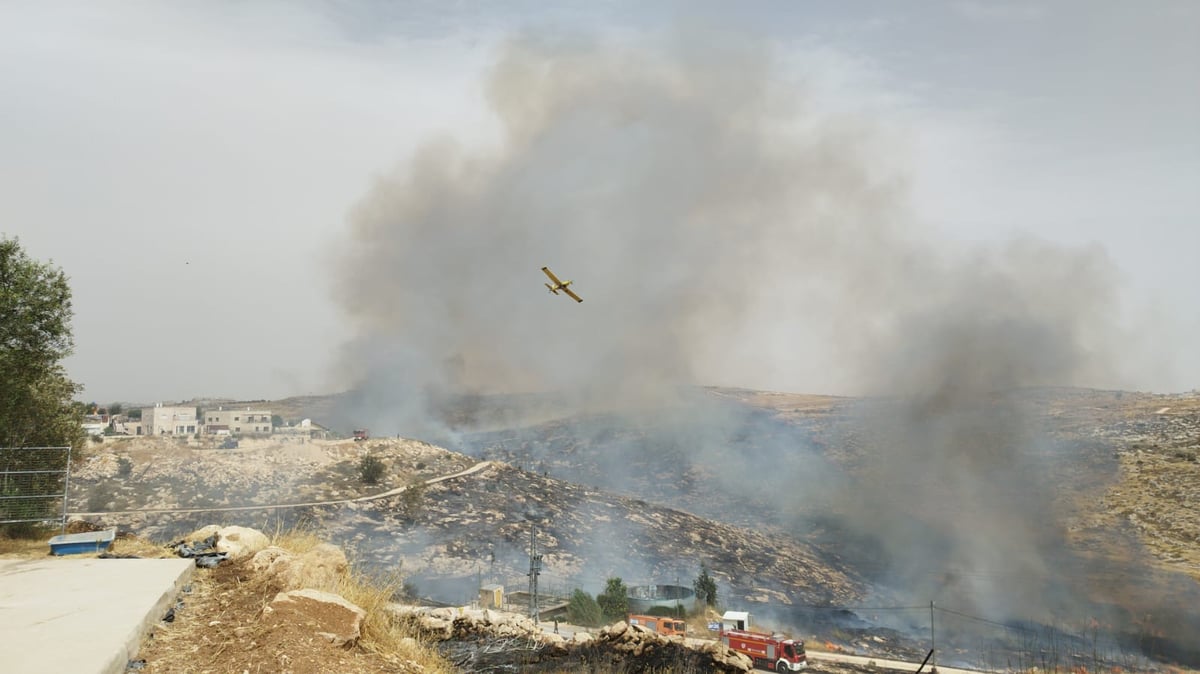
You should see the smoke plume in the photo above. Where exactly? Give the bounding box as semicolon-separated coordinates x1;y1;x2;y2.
333;30;1132;626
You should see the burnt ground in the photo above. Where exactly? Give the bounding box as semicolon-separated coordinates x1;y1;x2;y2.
75;387;1200;670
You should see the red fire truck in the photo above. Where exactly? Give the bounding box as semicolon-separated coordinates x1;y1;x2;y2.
719;611;807;671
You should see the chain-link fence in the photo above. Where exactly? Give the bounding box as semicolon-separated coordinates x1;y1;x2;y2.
0;446;72;532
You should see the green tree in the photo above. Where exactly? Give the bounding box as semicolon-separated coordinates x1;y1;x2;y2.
271;414;284;428
596;577;629;623
359;453;386;484
0;238;85;534
567;589;603;627
693;564;718;608
108;403;123;415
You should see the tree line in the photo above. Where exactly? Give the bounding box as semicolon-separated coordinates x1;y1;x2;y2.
566;564;719;627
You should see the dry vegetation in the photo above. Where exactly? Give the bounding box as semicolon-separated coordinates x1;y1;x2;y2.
134;527;457;674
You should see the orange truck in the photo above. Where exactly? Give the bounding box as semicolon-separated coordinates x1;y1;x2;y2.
628;614;687;637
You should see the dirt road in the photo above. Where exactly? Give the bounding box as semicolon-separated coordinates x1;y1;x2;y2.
68;460;494;517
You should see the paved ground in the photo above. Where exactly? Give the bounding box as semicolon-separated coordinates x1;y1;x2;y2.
0;556;194;674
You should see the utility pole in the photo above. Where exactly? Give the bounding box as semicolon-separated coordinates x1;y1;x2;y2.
930;600;937;673
675;575;681;617
527;522;543;624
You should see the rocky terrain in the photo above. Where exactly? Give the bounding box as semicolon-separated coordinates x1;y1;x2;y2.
71;386;1200;669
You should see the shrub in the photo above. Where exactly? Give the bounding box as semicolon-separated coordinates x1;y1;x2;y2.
359;454;386;485
116;456;133;479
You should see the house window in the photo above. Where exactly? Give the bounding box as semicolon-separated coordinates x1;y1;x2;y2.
187;425;195;433
234;416;240;421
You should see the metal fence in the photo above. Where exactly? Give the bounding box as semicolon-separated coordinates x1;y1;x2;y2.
0;446;72;532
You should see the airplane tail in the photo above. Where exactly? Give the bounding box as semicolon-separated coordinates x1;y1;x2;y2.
545;283;558;295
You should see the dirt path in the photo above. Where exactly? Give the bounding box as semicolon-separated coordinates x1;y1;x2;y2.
68;460;494;517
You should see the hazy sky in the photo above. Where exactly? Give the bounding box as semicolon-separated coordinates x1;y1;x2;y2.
2;1;1196;404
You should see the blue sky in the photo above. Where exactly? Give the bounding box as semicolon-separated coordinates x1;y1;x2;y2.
2;1;1196;402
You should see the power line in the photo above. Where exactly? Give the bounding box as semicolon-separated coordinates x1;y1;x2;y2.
934;605;1035;634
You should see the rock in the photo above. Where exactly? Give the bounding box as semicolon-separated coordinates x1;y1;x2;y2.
250;544;348;589
215;526;269;560
604;620;628;638
250;546;290;572
262;589;366;647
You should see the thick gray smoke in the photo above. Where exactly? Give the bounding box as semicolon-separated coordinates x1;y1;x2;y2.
332;32;913;431
840;238;1121;621
333;31;1128;625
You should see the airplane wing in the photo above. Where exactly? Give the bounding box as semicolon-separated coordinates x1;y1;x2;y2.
563;287;583;303
541;267;562;285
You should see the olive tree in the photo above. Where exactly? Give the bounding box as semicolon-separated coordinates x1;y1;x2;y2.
0;238;85;533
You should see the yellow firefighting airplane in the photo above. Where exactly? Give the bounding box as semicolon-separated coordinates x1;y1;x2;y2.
541;266;583;303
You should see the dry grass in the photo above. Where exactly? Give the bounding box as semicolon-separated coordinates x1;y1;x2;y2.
268;526;456;673
0;534;49;557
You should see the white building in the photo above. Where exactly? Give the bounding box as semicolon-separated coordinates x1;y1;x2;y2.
141;404;199;436
203;406;273;436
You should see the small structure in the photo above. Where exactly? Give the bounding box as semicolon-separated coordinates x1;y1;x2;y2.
49;529;116;556
626;583;694;613
479;583;504;609
721;610;750;631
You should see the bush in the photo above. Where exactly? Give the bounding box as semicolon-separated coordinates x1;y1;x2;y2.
568;589;604;626
359;454;386;485
116;456;133;479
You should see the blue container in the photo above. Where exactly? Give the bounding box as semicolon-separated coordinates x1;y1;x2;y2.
48;529;116;555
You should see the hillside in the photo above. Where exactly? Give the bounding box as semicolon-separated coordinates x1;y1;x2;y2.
73;386;1200;668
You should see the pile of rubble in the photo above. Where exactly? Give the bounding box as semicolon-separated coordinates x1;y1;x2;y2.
393;606;753;673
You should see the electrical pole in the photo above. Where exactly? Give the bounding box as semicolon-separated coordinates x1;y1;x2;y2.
527;522;543;624
675;575;680;617
930;600;937;673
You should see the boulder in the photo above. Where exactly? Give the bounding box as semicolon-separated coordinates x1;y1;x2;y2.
215;526;269;560
250;544;348;589
262;588;366;647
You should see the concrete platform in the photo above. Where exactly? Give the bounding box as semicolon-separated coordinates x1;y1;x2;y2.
0;557;194;674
